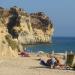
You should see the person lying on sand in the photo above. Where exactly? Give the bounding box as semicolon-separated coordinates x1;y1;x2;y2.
40;56;59;68
40;56;66;69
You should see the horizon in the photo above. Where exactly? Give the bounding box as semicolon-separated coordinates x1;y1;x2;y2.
0;0;75;37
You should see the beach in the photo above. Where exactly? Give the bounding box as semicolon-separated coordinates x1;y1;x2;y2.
0;0;75;75
0;54;75;75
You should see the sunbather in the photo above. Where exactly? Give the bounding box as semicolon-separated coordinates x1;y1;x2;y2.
40;56;58;68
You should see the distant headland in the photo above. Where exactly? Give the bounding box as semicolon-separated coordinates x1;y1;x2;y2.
0;6;54;57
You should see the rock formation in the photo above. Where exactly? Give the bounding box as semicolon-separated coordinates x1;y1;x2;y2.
0;6;54;57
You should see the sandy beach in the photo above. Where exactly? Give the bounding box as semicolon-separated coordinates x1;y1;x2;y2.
0;54;75;75
0;0;75;75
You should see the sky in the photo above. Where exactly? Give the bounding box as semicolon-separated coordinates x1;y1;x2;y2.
0;0;75;37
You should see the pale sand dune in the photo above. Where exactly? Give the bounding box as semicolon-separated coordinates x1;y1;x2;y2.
0;57;75;75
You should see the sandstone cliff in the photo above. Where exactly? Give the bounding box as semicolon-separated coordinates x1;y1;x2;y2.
0;6;54;57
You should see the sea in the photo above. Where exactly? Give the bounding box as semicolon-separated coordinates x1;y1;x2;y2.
26;37;75;53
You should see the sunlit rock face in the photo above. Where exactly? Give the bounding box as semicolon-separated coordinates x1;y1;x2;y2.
0;22;18;57
0;6;54;56
17;9;54;45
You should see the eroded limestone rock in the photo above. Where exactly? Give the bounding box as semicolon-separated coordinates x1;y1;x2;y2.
0;6;54;57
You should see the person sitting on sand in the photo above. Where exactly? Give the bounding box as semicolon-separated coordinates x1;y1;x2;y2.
40;56;59;69
50;56;57;68
49;56;66;69
40;56;66;69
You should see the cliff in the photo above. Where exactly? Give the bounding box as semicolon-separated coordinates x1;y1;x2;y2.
0;6;54;57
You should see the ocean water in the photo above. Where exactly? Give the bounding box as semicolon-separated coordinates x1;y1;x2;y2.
26;37;75;53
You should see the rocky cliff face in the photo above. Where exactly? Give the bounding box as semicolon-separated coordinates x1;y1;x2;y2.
0;6;54;57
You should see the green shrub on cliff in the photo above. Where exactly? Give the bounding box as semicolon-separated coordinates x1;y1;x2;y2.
5;34;18;50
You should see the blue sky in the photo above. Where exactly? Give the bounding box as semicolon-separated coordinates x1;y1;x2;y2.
0;0;75;37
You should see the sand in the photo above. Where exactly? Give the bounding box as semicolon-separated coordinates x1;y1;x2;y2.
0;55;75;75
